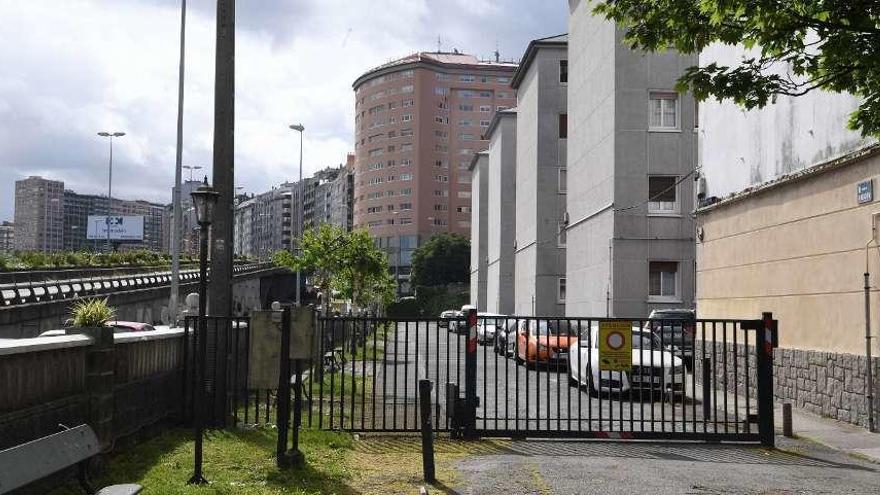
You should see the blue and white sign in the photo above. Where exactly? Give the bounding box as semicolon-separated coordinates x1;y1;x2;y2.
857;180;874;204
86;216;145;241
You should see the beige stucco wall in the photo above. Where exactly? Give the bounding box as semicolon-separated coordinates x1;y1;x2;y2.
697;147;880;355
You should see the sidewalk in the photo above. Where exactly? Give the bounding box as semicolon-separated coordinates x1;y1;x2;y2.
779;403;880;463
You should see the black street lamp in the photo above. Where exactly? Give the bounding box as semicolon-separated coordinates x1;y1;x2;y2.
188;176;219;486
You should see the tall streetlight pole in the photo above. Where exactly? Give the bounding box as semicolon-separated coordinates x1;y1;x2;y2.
97;131;125;253
170;0;188;326
289;124;304;306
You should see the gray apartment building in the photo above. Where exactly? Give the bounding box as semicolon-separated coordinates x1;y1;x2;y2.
485;109;517;314
566;1;696;317
233;184;295;258
511;34;568;316
13;176;64;252
327;159;355;232
469;152;488;309
0;221;13;252
62;191;166;252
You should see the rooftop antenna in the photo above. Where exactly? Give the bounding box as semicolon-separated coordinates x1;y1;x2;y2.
437;35;441;53
495;40;500;62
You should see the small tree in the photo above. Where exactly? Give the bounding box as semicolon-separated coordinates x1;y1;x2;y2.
273;225;396;314
410;233;470;288
594;1;880;137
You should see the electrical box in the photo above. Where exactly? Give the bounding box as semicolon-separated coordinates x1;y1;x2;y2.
248;310;283;390
289;306;315;360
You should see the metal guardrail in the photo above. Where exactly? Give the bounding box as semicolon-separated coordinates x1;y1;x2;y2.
0;262;277;308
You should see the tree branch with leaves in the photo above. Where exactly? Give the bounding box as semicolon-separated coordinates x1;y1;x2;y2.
594;0;880;136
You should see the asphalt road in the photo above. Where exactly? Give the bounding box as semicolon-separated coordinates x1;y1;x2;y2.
346;321;752;437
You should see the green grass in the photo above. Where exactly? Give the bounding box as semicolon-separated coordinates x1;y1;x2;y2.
46;427;357;495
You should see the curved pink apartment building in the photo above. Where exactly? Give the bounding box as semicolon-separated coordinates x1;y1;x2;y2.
352;51;517;293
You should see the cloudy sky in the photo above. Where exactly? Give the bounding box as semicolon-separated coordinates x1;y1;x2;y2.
0;0;567;220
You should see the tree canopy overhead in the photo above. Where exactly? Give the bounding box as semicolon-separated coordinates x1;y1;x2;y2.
410;233;470;288
594;1;880;136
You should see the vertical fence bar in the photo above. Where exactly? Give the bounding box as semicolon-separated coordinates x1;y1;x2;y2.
757;313;776;448
361;318;368;430
723;322;729;433
276;307;292;467
464;308;478;438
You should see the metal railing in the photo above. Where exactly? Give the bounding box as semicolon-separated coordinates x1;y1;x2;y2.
0;262;275;308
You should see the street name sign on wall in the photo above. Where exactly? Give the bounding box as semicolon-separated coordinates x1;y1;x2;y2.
598;320;632;371
857;179;874;204
86;216;144;241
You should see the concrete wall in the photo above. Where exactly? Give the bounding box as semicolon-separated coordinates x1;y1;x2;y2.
514;43;567;316
567;1;696;318
566;0;617;317
486;112;517;314
697;147;880;356
699;44;872;200
469;153;489;309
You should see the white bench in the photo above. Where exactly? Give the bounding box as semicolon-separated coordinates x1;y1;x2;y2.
0;424;142;494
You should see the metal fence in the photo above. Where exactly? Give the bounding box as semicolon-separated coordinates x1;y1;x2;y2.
306;313;777;445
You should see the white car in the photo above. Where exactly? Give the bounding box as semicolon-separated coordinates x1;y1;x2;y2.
568;324;686;397
475;313;507;344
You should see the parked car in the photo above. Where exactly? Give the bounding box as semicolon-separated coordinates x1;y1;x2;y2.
568;323;685;397
451;304;477;333
475;313;507;344
439;309;461;329
515;319;577;367
644;309;695;368
108;321;156;333
493;320;519;356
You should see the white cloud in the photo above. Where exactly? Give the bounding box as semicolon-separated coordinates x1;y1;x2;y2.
0;0;567;220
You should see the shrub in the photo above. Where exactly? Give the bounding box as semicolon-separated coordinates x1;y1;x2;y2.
70;298;116;327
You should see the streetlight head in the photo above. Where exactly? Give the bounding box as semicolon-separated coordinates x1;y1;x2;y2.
98;132;111;137
113;132;126;137
289;124;305;132
191;176;220;226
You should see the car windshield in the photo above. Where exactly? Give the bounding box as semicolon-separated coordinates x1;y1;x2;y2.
479;317;505;327
528;321;571;336
651;311;694;320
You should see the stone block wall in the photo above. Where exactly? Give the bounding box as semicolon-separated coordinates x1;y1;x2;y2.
696;342;880;429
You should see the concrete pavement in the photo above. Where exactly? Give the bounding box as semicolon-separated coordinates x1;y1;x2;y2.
780;402;880;463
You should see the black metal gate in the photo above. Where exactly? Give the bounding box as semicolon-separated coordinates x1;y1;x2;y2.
306;312;778;445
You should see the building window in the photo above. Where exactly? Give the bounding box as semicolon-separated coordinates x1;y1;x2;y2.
479;105;492;112
480;120;491;127
436;73;451;81
459;104;474;112
460;75;476;83
402;99;414;107
558;114;567;139
400;143;413;152
401;85;414;93
400;173;413;181
648;176;678;214
401;128;413;137
497;92;511;99
400;188;412;196
479;91;492;98
435;175;449;183
433;204;448;211
557;221;567;247
400;202;413;210
435;87;448;95
434;189;449;197
649;92;679;130
457;220;471;228
402;114;413;122
558;278;566;303
559;60;568;84
497;76;510;84
458;191;471;199
459;119;472;127
649;261;679;300
459;133;475;141
558;168;567;193
399;217;413;225
457;206;472;213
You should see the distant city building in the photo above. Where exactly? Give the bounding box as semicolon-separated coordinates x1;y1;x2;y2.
484;108;517;314
13;176;64;252
303;166;344;231
469;152;489;309
0;221;14;252
352;51;518;294
328;154;356;232
62;190;166;252
233;184;294;259
13;175;168;253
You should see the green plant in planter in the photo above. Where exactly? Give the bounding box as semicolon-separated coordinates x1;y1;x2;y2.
70;298;116;327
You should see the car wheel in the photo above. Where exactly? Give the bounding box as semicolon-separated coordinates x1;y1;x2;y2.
568;369;579;387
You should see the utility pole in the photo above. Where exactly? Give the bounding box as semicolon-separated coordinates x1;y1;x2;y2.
209;0;235;318
208;0;235;425
170;0;187;325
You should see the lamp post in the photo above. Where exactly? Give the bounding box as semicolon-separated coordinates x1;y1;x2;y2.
183;165;203;182
97;131;125;253
188;177;218;486
289;123;305;306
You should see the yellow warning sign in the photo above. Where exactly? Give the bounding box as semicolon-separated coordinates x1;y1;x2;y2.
598;320;632;371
